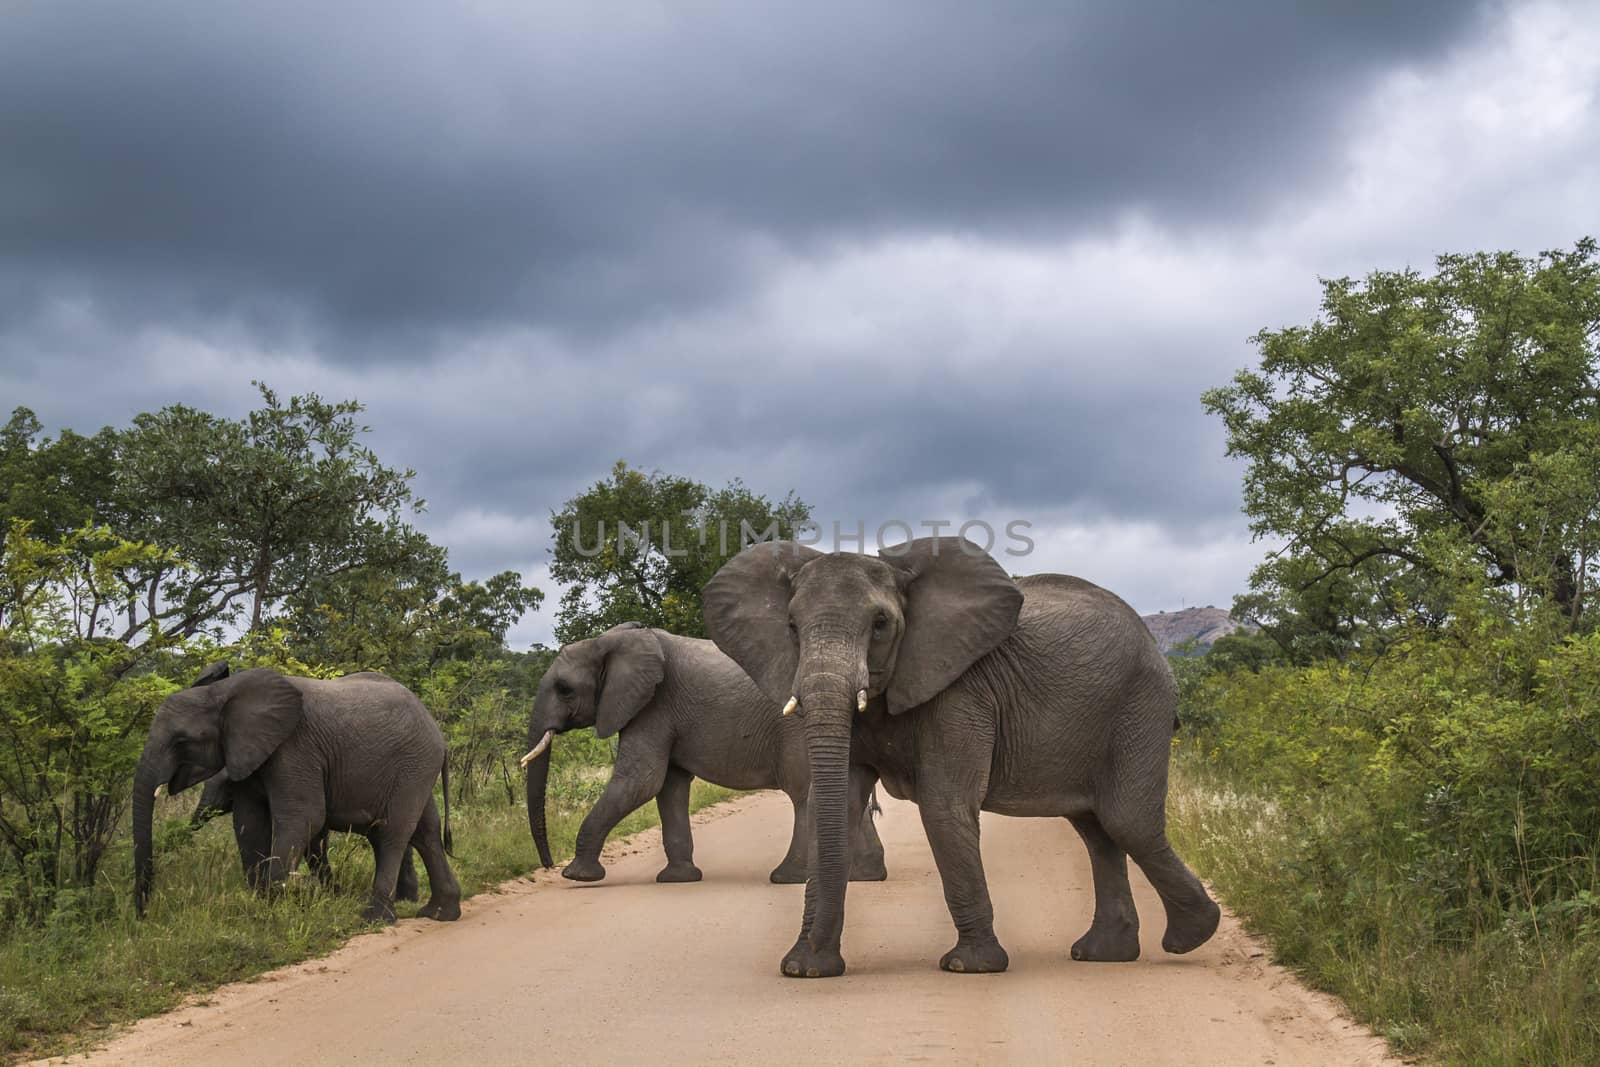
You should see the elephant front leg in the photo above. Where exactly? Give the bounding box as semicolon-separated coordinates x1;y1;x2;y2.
849;784;888;882
919;802;1008;974
264;812;314;898
230;795;273;893
654;765;702;883
565;765;662;882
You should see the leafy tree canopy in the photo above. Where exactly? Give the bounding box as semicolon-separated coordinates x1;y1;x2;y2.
116;382;433;637
549;460;810;642
1205;239;1600;642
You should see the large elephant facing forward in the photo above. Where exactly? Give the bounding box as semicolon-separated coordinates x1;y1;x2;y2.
133;666;459;924
704;537;1220;978
521;623;887;885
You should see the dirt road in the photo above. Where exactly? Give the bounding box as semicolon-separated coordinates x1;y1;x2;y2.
43;792;1395;1066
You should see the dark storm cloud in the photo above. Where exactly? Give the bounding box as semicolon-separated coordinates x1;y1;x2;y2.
0;1;1483;346
8;0;1582;648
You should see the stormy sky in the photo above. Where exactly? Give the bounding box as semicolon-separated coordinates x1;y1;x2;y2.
3;1;1597;647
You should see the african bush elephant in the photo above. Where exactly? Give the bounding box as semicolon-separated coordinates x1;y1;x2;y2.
190;771;421;903
133;664;460;924
520;622;887;885
704;537;1221;978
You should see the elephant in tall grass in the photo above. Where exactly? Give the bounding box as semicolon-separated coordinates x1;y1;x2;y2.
704;537;1220;978
134;663;458;923
521;623;887;884
190;771;421;902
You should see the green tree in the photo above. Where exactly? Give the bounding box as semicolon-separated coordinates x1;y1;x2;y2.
282;563;542;685
0;409;120;547
0;521;177;918
549;461;810;642
116;382;432;638
1204;239;1600;636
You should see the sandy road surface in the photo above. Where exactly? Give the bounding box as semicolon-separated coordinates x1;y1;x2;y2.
42;792;1396;1066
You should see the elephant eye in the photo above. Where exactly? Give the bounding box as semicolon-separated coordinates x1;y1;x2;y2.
872;612;889;634
555;680;574;698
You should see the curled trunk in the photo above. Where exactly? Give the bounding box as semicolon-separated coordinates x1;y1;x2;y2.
525;743;554;868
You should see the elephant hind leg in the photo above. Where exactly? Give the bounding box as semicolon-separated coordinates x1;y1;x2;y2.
362;831;420;901
363;825;411;924
771;788;809;883
411;796;462;921
1065;813;1139;962
1097;801;1219;955
397;846;421;902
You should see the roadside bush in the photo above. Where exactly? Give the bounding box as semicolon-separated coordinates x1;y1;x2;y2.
1173;612;1600;1062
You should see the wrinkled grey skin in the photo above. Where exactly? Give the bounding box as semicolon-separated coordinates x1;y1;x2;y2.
704;537;1221;979
190;772;421;903
134;664;459;924
525;623;887;885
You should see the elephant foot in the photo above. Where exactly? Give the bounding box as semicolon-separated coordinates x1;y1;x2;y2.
1161;897;1221;954
768;861;807;884
848;856;888;882
656;861;703;883
417;897;462;921
780;937;846;979
562;857;606;882
1071;921;1140;962
361;896;397;924
940;937;1009;974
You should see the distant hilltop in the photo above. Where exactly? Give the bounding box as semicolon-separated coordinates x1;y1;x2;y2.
1141;606;1252;654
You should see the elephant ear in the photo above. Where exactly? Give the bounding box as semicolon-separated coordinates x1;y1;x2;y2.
879;536;1023;715
191;660;230;688
593;626;666;739
218;669;305;781
702;541;823;706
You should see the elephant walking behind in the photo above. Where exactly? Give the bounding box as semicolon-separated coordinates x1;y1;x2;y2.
190;771;422;904
522;623;887;885
133;666;460;924
704;537;1221;978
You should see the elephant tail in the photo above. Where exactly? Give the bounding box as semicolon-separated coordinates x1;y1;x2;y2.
441;756;455;856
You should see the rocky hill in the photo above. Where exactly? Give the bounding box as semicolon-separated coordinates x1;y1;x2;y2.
1141;606;1250;654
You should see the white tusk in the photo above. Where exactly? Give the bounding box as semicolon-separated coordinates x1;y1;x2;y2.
857;690;868;713
519;730;555;768
782;696;799;716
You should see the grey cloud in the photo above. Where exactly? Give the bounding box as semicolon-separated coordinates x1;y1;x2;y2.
1;1;1484;348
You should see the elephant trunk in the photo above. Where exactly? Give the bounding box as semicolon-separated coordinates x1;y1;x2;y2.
797;668;858;954
132;739;175;919
524;733;555;869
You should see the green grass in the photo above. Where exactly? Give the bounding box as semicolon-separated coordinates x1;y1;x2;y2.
1167;753;1600;1065
0;767;737;1061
